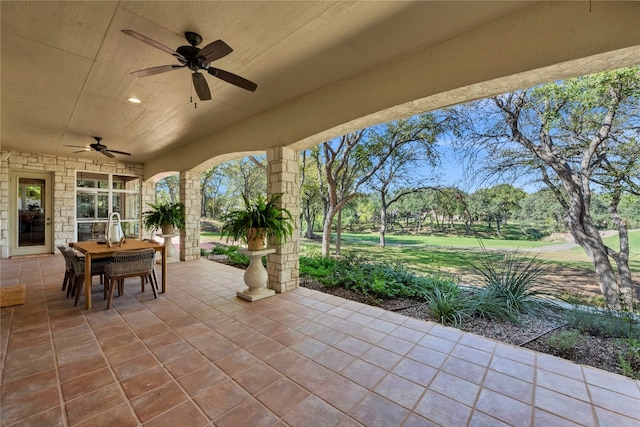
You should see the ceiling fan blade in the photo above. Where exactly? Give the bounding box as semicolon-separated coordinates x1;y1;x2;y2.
101;151;116;159
65;144;90;149
105;150;132;156
207;67;257;92
196;40;233;63
131;64;185;78
121;30;185;60
192;73;212;100
73;149;89;153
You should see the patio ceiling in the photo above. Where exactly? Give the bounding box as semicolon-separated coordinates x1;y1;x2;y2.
1;1;640;179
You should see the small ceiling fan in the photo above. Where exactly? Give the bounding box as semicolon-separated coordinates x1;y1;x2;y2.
65;137;131;158
122;30;257;101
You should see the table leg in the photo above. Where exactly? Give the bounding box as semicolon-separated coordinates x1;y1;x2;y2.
84;253;92;310
161;245;167;293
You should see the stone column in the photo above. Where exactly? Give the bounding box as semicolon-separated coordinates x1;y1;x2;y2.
266;146;299;292
179;171;201;261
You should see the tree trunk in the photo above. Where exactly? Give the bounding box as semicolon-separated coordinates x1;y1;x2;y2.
335;209;342;255
379;208;387;247
321;206;335;257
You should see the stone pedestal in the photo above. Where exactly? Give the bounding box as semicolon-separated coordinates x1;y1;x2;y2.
237;248;276;302
157;233;179;263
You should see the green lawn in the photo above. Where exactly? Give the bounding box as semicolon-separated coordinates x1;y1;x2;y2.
300;230;640;275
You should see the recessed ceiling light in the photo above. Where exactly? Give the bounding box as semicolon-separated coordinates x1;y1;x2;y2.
128;97;141;104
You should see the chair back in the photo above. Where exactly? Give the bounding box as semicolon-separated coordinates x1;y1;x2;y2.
57;245;73;270
105;248;155;277
64;249;85;276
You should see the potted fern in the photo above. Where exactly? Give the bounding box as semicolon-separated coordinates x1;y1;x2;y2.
220;194;293;250
142;201;185;234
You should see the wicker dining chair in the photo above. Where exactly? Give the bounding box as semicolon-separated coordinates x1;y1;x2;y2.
104;248;158;309
56;244;75;293
63;249;109;306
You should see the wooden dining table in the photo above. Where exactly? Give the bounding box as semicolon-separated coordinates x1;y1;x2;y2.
72;239;167;310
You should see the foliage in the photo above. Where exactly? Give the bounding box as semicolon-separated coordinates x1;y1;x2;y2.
619;339;640;380
142;201;185;231
468;242;549;318
547;329;582;357
425;286;475;326
219;194;293;246
299;252;458;301
565;308;640;339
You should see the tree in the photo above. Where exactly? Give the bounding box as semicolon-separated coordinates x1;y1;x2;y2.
318;114;441;256
452;67;640;307
200;166;226;218
367;131;439;247
155;175;179;204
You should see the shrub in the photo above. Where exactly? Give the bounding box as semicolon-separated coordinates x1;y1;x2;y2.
425;286;475;326
468;242;549;318
566;308;640;339
547;329;582;357
619;339;640;380
299;253;458;301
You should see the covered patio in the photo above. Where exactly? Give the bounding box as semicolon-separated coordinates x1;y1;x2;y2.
1;254;638;426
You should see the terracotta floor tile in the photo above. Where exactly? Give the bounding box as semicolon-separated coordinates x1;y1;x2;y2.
142;330;182;349
58;353;107;383
468;411;513;427
255;378;310;416
270;328;308;347
263;348;308;376
216;349;261;376
1;353;55;383
375;373;426;409
111;351;160;380
475;388;532;427
120;365;172;398
450;343;492;366
583;365;640;397
316;375;368;412
314;347;357;372
534;386;596;426
284;395;345;427
8;405;66;427
234;362;284;395
291;337;331;358
594;406;640;427
536;368;589;401
65;383;125;426
429;371;480;406
177;364;226;396
193;379;250;420
73;403;139;427
144;401;209;427
164;351;211;378
98;331;140;351
536;353;584;380
361;346;403;370
244;336;287;359
103;341;149;365
459;332;497;353
494;343;536;365
61;367;116;401
441;355;488;384
214;397;278;427
152;339;194;363
533;409;582;427
414;390;472;426
1;368;57;403
490;354;535;383
376;335;415;355
335;336;373;357
392;358;437;386
289;360;335;391
349;393;409;427
0;385;60;426
588;384;640;420
368;318;400;335
483;369;533;404
342;359;387;389
130;381;188;423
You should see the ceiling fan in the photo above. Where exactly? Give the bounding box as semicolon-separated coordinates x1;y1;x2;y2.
122;30;257;101
65;137;132;158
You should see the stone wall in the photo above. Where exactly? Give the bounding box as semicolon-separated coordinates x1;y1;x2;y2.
266;146;300;292
179;171;201;261
0;150;152;258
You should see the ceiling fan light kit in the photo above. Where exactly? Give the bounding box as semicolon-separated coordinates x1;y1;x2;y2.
122;30;257;101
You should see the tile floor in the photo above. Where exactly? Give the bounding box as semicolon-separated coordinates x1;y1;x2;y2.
1;254;639;426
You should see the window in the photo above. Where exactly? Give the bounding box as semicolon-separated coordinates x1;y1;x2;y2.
75;172;141;241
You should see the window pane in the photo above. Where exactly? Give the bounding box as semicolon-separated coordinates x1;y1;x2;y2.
113;175;140;191
113;192;140;220
77;193;95;218
77;172;107;188
97;193;109;218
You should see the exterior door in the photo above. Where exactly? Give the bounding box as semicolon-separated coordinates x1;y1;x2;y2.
10;171;53;256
